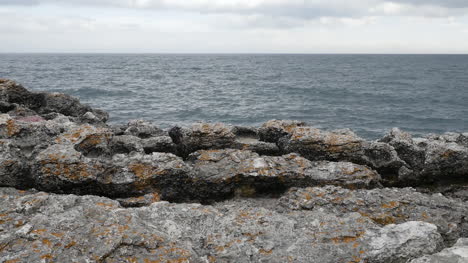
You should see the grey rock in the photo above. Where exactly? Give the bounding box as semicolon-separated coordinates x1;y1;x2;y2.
279;186;468;243
169;123;237;157
258;119;307;143
278;126;407;182
381;128;468;184
30;144;192;198
110;135;143;154
124;119;166;138
99;152;192;199
188;149;381;201
362;221;443;263
0;139;29;187
0;79;108;123
0;187;445;263
411;238;468;263
234;136;281;156
142;136;176;154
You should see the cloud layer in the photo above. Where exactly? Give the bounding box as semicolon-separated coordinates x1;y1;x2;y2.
0;0;467;53
2;0;468;18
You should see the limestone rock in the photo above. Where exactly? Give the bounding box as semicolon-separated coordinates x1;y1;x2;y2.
381;128;468;184
169;123;237;157
0;79;108;123
188;149;381;201
258;119;307;143
0;187;445;263
411;238;468;263
278;126;407;182
279;185;468;243
123;119;166;138
142;136;176;154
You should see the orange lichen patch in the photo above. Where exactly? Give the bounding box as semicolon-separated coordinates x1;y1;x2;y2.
77;133;110;149
129;163;159;180
331;232;364;244
117;225;129;232
14;220;24;228
259;249;273;255
421;212;429;219
215;239;241;252
340;166;363;176
303;193;313;201
348;256;362;263
126;257;138;263
96;202;117;208
150;193;161;203
41;254;53;260
381;201;400;209
197;150;223;161
51;233;64;238
40;152;95;181
6;119;19;137
148;243;191;263
31;229;47;235
290;127;321;140
65;241;76;248
42;239;53;248
4;259;20;263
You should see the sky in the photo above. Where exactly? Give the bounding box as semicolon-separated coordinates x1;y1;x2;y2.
0;0;468;53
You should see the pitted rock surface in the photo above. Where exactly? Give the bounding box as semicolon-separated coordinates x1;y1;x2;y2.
0;188;445;263
1;78;468;262
410;238;468;263
279;186;468;243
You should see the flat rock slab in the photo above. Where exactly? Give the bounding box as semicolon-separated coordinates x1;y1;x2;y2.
0;187;444;263
188;149;381;201
280;186;468;243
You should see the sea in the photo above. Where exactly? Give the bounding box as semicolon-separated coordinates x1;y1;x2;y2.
1;54;467;139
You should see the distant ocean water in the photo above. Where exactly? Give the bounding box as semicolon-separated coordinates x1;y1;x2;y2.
1;54;467;139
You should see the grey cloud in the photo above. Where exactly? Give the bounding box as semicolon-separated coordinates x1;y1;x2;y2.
391;0;468;8
1;0;467;19
0;0;38;5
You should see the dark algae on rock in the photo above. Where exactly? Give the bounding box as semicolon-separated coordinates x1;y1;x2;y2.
0;79;467;262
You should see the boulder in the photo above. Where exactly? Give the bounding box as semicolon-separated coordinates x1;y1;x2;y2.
110;135;143;154
410;238;468;263
0;79;108;124
278;126;407;182
0;139;29;187
187;149;381;201
142;136;176;154
381;128;468;184
169;123;237;157
258;119;307;143
123;119;166;138
30;145;192;198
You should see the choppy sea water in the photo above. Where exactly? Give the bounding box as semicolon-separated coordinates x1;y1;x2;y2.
1;54;467;139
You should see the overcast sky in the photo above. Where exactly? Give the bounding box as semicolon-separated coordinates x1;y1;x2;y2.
1;0;468;53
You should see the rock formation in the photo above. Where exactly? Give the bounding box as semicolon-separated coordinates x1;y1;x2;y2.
0;79;467;262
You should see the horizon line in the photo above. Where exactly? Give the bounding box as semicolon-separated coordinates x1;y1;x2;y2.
1;52;468;55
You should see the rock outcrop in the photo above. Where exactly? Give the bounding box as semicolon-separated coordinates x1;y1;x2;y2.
0;79;467;262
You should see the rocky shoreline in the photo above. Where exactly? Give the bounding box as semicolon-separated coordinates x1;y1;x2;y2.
0;78;467;262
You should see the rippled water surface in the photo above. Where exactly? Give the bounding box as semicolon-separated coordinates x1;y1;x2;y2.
1;54;467;138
